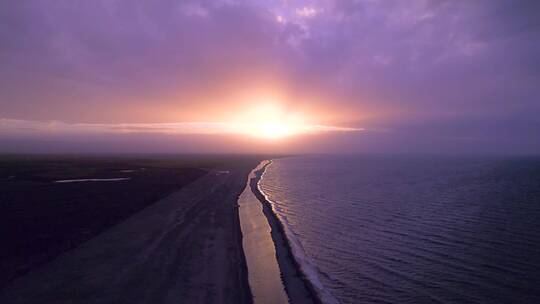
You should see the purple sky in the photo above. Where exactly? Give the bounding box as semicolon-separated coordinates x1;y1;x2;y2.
1;0;539;154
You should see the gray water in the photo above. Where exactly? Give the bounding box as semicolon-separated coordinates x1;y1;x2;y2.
259;155;540;304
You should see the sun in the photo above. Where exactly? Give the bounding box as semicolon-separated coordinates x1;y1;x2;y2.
255;121;294;139
226;119;300;140
225;100;360;140
228;102;308;140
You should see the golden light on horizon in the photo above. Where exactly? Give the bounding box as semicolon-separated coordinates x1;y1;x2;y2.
228;102;310;140
257;122;291;139
0;98;362;140
215;101;361;140
238;120;304;140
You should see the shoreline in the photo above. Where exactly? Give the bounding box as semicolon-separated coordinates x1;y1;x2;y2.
249;160;323;304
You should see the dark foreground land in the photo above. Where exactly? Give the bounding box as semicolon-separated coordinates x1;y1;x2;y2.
0;154;261;303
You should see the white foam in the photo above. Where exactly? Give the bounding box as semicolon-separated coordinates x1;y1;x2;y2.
258;160;339;304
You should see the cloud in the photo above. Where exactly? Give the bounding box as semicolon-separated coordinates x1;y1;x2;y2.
0;0;539;153
0;118;361;138
296;6;319;18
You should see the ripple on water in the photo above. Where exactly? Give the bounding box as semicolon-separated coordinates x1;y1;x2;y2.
260;155;540;304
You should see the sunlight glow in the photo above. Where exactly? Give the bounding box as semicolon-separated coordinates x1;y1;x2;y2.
259;122;289;139
222;101;361;140
0;101;362;140
229;102;311;139
239;121;301;139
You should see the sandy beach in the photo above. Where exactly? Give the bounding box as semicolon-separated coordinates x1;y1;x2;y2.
0;160;257;304
238;161;289;304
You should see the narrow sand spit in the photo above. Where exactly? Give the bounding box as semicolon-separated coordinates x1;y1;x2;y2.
239;161;289;304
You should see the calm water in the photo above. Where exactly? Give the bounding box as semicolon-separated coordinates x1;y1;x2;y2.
259;155;540;304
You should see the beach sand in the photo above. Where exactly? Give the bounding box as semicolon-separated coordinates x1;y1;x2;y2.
238;161;289;304
0;161;256;304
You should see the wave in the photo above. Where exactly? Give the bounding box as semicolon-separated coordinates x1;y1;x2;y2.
257;160;339;304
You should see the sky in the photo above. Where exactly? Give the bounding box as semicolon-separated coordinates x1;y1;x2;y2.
1;0;539;154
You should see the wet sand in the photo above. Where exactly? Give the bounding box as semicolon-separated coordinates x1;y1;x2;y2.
238;161;289;304
0;162;256;304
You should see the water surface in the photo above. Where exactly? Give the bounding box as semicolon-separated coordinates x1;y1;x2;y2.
260;155;540;303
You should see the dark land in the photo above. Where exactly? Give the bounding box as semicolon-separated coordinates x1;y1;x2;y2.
0;154;263;303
